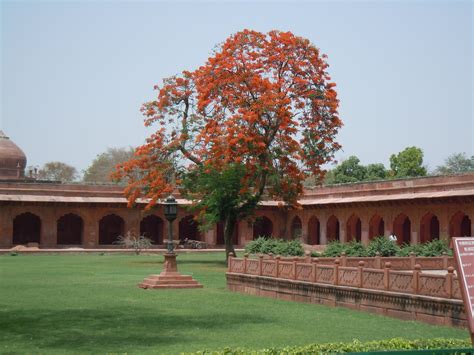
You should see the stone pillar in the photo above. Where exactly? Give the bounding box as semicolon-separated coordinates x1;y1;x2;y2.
204;229;215;246
439;210;450;240
301;216;309;244
339;218;346;243
361;219;369;246
0;210;12;248
83;215;98;248
41;211;56;248
124;210;140;237
320;218;327;245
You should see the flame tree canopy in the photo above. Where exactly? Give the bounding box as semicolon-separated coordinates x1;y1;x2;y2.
114;30;342;257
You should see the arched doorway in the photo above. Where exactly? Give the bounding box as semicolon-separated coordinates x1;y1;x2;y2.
346;214;362;242
216;222;239;245
326;215;339;242
140;215;164;244
307;216;320;245
179;215;201;241
253;216;273;239
369;215;384;240
290;216;302;239
99;214;124;245
57;213;83;245
393;214;411;245
420;213;439;243
13;212;41;245
450;212;472;238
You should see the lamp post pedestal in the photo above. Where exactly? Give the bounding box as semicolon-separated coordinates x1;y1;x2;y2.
138;252;203;289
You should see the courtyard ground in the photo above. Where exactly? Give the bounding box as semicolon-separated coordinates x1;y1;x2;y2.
0;252;469;353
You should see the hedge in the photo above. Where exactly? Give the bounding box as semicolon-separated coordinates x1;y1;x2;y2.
185;338;472;354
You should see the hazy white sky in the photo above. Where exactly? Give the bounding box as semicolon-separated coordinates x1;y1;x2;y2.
1;0;472;173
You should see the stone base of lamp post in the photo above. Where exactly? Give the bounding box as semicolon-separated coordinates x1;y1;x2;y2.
138;253;203;289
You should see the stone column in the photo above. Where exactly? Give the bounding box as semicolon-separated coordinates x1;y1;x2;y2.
438;209;450;240
204;229;215;246
320;218;327;245
301;216;309;244
41;210;56;248
83;213;98;248
361;219;369;246
339;218;346;243
0;210;12;248
124;210;140;237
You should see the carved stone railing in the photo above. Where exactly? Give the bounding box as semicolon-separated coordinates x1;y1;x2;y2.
228;254;461;300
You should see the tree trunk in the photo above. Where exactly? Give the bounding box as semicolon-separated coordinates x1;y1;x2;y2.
224;214;237;261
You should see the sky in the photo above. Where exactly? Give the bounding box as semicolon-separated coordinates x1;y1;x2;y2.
1;0;473;174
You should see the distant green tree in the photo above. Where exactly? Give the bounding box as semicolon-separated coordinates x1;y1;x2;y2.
38;161;78;183
435;153;474;175
330;156;367;184
389;146;427;178
365;163;387;181
83;147;134;183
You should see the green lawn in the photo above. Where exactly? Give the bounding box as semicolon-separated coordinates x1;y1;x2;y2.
0;252;469;353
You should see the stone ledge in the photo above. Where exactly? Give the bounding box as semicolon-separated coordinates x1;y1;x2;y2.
226;273;466;328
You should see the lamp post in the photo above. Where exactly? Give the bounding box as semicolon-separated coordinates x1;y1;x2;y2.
138;194;202;289
163;195;178;254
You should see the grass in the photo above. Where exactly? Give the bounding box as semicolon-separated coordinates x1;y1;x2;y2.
0;252;469;353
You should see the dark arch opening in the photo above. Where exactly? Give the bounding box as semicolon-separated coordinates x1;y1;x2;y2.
13;212;41;245
57;213;83;245
327;215;340;242
253;216;273;239
179;215;201;241
99;214;124;245
140;215;164;244
346;214;362;242
450;212;472;238
420;213;440;243
290;216;302;239
369;215;384;240
216;222;239;245
393;214;411;245
308;216;320;245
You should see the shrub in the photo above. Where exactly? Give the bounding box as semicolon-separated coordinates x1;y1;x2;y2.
366;236;400;256
114;231;153;255
419;239;452;257
245;237;304;257
185;338;472;354
321;241;346;257
397;243;425;256
344;241;367;257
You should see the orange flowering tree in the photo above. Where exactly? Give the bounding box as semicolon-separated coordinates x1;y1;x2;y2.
115;30;342;258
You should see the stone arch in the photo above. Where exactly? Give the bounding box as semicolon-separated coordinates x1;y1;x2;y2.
450;211;472;238
140;215;164;244
326;215;340;242
179;215;201;241
369;214;384;240
99;214;124;245
216;222;239;245
393;213;411;245
290;216;302;239
57;213;83;245
253;216;273;239
13;212;41;245
346;214;362;242
420;212;440;243
307;216;320;245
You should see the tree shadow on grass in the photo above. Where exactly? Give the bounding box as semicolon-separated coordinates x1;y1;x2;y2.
0;308;268;352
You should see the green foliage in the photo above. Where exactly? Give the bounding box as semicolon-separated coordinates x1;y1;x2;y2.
366;236;400;256
114;231;153;255
324;156;388;185
344;241;367;256
418;239;452;257
435;152;474;175
397;243;425;257
83;147;135;183
321;241;347;257
187;338;472;354
245;237;304;256
389;146;427;178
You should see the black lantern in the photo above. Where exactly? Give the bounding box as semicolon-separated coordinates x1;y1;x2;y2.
164;195;178;222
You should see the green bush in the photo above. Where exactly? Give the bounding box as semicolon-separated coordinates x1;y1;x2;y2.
397;243;425;256
186;338;472;354
366;236;400;256
245;237;304;257
321;241;346;257
419;239;452;257
344;241;367;257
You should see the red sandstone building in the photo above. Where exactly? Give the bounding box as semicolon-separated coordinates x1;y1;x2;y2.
0;131;472;249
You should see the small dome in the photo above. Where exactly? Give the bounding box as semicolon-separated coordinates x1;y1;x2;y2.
0;130;27;180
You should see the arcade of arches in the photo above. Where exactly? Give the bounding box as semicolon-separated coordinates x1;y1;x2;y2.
1;174;473;248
